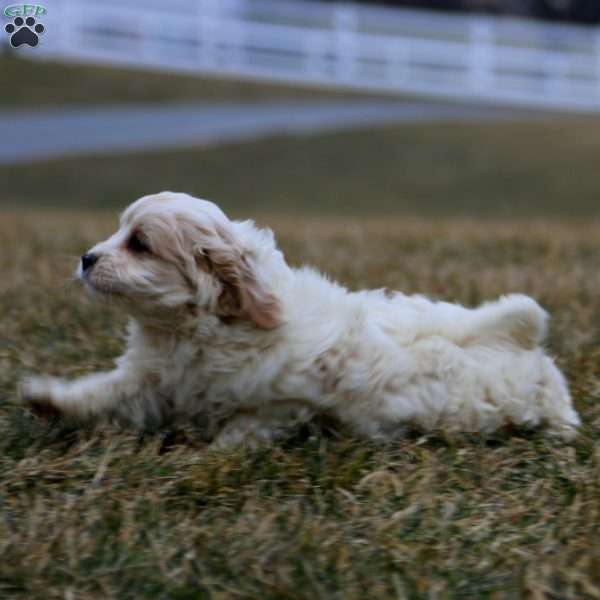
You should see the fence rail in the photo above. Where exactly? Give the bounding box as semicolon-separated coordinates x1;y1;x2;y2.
18;0;600;112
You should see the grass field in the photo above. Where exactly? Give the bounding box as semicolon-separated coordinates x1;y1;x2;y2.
1;211;599;599
3;119;600;218
0;55;364;107
2;52;600;599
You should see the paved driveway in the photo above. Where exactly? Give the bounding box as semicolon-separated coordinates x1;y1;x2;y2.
0;99;525;164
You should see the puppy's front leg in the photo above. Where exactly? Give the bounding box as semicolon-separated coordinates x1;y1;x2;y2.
21;368;139;422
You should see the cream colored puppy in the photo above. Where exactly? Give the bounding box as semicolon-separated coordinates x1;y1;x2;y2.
21;192;580;446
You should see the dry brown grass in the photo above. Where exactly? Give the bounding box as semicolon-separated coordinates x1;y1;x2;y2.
1;212;599;599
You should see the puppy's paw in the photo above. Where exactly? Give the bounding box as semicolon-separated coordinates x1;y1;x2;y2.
20;377;62;419
210;426;256;450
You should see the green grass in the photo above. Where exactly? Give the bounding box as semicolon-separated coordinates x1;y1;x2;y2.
0;55;364;107
1;213;599;599
3;119;600;217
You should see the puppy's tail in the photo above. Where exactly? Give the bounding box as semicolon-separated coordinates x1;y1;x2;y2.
464;294;548;350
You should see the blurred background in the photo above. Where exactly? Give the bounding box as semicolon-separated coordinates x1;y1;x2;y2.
2;0;600;218
3;6;600;595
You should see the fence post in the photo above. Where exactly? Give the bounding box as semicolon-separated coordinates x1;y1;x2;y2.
56;0;79;58
141;8;163;65
333;3;357;83
543;51;567;100
389;38;409;88
469;16;493;96
220;0;243;72
305;17;328;81
198;0;220;71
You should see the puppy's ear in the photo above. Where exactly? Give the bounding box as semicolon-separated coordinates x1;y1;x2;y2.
202;228;282;330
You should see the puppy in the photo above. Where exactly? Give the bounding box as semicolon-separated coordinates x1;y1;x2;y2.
21;192;580;446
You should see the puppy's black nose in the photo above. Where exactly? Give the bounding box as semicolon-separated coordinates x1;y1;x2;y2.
81;253;98;272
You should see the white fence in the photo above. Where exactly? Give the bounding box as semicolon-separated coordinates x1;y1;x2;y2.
19;0;600;112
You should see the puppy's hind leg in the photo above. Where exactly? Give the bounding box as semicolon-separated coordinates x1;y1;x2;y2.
211;401;315;449
537;356;581;440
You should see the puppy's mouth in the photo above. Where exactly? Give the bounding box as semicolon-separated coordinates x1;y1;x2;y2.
78;269;122;297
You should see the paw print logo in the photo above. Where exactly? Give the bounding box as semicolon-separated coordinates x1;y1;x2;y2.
5;16;45;48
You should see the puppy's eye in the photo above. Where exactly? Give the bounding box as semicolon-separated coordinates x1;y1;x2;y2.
127;233;149;254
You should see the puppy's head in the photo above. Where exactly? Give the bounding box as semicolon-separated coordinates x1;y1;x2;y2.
78;192;287;329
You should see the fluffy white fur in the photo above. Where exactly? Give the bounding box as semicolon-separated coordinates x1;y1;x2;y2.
21;192;581;446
